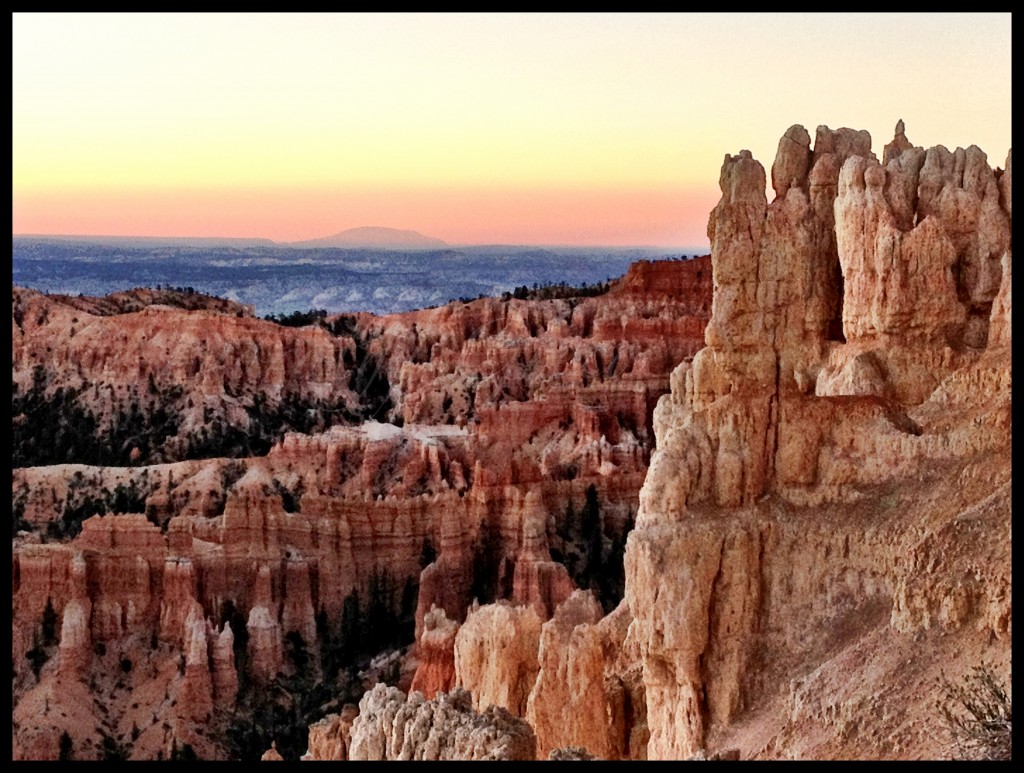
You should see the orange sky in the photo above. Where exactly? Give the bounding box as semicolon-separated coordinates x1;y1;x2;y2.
12;13;1012;247
13;186;721;247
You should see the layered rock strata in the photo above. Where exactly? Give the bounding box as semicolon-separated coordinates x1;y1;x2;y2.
12;256;712;759
13;256;711;468
14;119;1009;761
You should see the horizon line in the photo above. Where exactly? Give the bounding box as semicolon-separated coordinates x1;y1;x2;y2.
13;232;709;252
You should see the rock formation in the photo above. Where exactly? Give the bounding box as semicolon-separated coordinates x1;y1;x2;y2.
625;121;1011;760
261;742;284;761
525;591;615;759
12;256;711;468
414;501;476;639
56;553;92;678
159;557;200;644
347;684;536;760
453;602;543;718
509;490;576;619
12;119;1010;761
447;593;644;760
12;287;362;466
246;564;284;684
409;606;459;700
302;705;359;760
12;255;711;759
211;622;239;707
179;607;214;723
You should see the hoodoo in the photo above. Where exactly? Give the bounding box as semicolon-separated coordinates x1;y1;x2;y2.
625;122;1010;759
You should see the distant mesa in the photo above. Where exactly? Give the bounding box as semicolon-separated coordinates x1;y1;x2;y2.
286;226;448;250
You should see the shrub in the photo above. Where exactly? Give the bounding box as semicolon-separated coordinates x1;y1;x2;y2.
263;309;327;327
170;739;198;761
25;645;48;680
41;598;58;646
936;664;1012;760
101;733;128;761
59;731;74;761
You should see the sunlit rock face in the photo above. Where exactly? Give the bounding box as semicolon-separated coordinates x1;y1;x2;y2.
302;705;359;761
11;288;361;466
346;683;536;760
452;601;543;719
626;122;1011;760
525;590;616;759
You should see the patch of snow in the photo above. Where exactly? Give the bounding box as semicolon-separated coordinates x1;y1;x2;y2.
360;421;404;442
357;421;468;444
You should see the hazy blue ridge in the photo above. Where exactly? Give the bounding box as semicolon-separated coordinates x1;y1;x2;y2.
12;238;706;317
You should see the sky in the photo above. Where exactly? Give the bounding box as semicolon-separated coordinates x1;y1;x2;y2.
12;12;1012;248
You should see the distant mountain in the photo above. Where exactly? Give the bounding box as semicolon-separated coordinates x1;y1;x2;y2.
13;234;277;249
286;227;448;250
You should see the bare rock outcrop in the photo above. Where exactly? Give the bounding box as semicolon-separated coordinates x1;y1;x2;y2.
56;553;92;678
771;124;812;199
280;557;318;658
448;592;646;760
882;118;914;165
625;122;1011;760
158;557;200;645
260;742;284;761
453;602;543;718
362;256;711;429
414;502;476;639
178;607;214;723
347;684;536;760
211;621;239;706
821;123;1011;401
526;591;616;759
246;564;284;684
510;490;576;619
302;705;359;760
12;252;717;760
988;151;1012;348
988;248;1011;347
12;290;361;466
410;605;459;700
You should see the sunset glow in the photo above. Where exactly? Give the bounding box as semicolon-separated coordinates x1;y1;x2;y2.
12;12;1012;247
